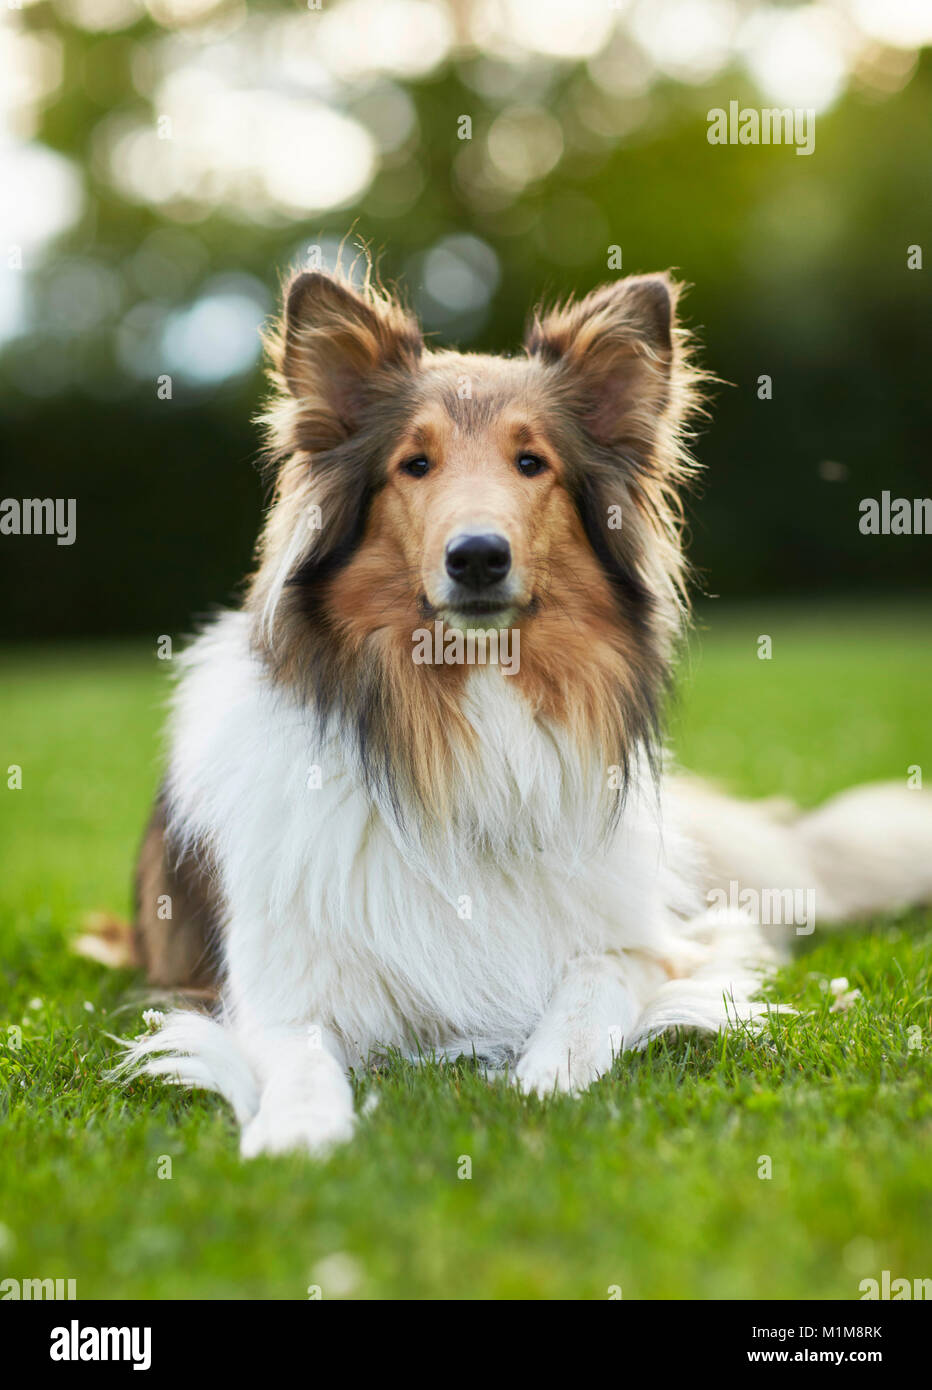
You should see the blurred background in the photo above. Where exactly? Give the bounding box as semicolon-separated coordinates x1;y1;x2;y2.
1;0;930;641
2;2;930;1298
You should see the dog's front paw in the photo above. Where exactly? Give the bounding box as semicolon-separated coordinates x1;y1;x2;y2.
512;1025;624;1098
240;1101;356;1160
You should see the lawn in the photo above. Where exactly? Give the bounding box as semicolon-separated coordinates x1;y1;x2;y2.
1;600;930;1300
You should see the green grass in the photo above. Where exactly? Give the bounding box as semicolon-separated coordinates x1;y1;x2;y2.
1;600;931;1300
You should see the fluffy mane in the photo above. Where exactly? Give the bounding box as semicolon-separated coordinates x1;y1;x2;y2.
246;263;709;835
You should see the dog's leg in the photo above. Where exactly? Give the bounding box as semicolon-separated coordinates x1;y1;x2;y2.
513;952;661;1097
238;1024;356;1160
217;912;358;1158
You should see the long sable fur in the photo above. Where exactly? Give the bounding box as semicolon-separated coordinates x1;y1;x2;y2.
246;264;709;829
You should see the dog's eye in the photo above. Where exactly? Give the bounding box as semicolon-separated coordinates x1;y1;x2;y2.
516;453;547;478
400;456;430;478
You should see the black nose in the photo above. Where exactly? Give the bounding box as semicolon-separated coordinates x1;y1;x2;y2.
445;533;511;589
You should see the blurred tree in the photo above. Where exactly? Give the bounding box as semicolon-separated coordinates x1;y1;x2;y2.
1;0;930;638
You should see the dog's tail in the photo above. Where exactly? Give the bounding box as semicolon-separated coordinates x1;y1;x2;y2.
109;1011;260;1124
673;777;932;929
794;782;932;922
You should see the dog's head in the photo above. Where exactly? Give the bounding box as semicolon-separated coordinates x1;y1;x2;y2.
250;265;704;822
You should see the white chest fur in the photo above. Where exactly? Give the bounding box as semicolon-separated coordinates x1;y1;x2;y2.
164;612;696;1061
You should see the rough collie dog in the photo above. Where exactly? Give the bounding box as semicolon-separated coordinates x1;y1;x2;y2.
121;267;932;1157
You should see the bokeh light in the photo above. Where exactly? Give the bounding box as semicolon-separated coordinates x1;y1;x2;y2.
2;0;932;362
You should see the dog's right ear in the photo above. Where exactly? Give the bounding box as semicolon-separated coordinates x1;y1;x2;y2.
279;271;423;448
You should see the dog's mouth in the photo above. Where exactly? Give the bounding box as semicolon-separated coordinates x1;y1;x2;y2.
449;597;512;616
418;593;538;626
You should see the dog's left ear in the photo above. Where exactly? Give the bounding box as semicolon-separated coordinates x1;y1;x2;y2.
525;275;678;449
